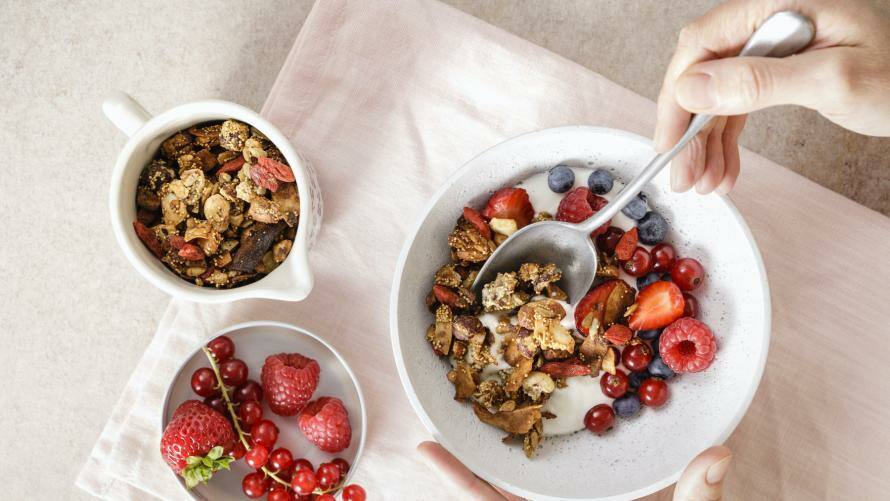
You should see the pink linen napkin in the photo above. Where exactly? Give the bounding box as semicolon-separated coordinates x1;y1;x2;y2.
78;0;890;499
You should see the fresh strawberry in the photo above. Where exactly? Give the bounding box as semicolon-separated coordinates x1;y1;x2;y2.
555;187;611;237
432;285;460;306
299;397;352;453
604;324;633;345
539;358;591;377
133;221;163;258
628;281;686;330
261;353;321;416
574;279;636;335
463;207;491;239
614;227;638;260
659;317;717;373
160;400;235;488
481;188;535;228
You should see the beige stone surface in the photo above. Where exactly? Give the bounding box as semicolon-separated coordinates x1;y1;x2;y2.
0;1;886;499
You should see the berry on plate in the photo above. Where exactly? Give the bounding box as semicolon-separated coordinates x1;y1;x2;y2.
250;419;280;448
682;292;699;318
244;444;269;469
613;393;641;418
555;187;611;237
262;353;321;416
241;471;270;498
639;378;669;407
620;194;648;220
342;484;367;501
481;188;535;228
190;367;218;398
160;400;235;487
238;400;263;426
316;462;341;489
219;358;248;387
637;210;669;244
636;328;662;341
628;281;685;330
233;380;263;404
206;335;235;362
290;468;317;496
628;370;649;391
299;397;352;453
548;164;575;193
267;487;294;501
659;317;717;373
587;168;614;194
584;404;615;434
462;207;491;240
670;257;705;291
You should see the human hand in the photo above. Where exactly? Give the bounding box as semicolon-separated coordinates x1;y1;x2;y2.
654;0;890;194
418;441;732;500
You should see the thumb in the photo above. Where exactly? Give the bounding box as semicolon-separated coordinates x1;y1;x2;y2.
674;49;844;115
672;445;732;501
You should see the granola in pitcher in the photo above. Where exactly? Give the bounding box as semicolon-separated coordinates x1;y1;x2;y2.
423;167;719;457
132;119;299;288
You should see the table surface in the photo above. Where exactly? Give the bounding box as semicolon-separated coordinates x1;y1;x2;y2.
1;1;888;499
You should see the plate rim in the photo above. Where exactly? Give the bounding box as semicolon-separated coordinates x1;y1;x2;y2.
160;319;368;499
388;125;772;500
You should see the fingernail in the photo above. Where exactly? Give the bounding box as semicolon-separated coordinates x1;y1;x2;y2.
706;455;732;485
676;72;715;110
670;166;682;191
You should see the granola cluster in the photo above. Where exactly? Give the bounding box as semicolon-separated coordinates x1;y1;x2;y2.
132;120;300;288
425;204;645;457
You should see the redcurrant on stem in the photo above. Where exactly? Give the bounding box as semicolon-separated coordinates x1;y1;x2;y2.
201;347;292;489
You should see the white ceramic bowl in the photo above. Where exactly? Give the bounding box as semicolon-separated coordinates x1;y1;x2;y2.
162;321;366;500
390;127;770;500
104;92;321;302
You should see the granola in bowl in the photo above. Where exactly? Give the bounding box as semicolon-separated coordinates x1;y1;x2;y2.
132;119;300;288
424;166;718;458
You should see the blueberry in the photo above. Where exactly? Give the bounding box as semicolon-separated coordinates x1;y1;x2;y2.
587;169;614;194
648;356;676;379
628;370;650;391
638;211;669;244
621;194;648;220
613;393;641;418
636;272;662;291
548;165;575;193
637;328;662;341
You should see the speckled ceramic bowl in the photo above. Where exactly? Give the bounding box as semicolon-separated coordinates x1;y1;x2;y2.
390;126;770;500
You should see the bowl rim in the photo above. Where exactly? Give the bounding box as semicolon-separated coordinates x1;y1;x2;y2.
107;98;315;303
388;125;771;500
160;320;368;499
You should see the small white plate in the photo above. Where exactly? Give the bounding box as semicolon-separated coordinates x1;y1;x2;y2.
162;321;366;500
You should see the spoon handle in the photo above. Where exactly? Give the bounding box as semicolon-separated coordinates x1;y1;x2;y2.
575;11;814;234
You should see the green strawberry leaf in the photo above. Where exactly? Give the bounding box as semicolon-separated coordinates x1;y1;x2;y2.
181;449;236;489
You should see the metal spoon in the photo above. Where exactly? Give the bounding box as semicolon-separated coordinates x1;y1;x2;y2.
473;11;815;302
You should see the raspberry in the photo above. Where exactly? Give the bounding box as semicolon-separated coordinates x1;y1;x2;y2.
261;353;320;416
555;187;610;237
298;397;352;453
659;317;717;373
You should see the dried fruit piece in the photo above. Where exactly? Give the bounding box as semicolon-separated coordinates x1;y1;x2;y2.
539;358;591;378
462;207;491;240
231;222;285;272
615;227;638;261
447;363;477;400
604;324;633;345
168;234;205;261
256;156;295;182
133;221;163;258
249;163;281;192
219;156;246;173
473;403;541;434
574;279;636;335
